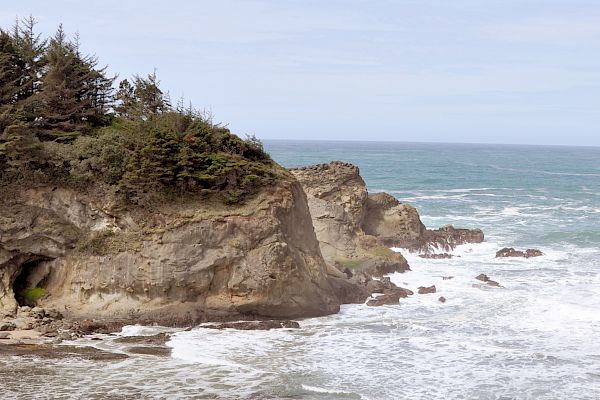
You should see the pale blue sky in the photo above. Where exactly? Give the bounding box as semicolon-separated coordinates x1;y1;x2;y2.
3;1;599;145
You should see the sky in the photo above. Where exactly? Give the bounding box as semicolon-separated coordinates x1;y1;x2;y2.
2;1;600;146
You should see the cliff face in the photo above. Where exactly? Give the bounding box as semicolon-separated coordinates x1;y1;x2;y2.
291;161;484;261
290;162;410;276
0;175;339;323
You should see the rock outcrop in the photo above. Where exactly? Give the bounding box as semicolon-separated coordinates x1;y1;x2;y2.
0;173;340;325
291;162;484;259
290;162;410;279
496;248;543;258
362;192;483;251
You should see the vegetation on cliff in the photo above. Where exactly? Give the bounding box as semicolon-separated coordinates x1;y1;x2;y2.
0;17;273;204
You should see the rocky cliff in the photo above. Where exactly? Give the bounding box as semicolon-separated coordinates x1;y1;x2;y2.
290;162;410;277
290;161;484;305
291;161;484;258
0;171;339;324
0;159;486;331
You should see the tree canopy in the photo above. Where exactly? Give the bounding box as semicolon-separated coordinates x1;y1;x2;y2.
0;16;273;204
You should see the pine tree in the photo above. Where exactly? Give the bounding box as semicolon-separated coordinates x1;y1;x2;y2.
134;70;170;117
37;25;114;139
70;31;115;126
114;78;136;119
0;30;24;132
12;15;47;122
114;71;171;121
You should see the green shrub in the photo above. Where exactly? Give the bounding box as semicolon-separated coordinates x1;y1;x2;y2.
1;112;275;204
23;287;46;303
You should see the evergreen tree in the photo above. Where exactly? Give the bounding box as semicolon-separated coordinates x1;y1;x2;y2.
12;15;47;122
114;71;171;120
0;31;24;132
133;70;170;117
114;78;136;119
37;25;114;139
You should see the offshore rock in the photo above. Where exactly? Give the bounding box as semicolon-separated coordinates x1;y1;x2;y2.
475;274;500;287
417;285;437;294
496;247;543;258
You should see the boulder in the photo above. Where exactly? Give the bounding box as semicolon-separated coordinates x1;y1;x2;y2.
366;293;400;307
0;321;16;331
417;285;436;294
327;276;371;304
475;274;501;287
384;287;413;298
438;296;446;303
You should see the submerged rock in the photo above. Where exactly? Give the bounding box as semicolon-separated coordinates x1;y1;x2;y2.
419;253;453;259
200;320;300;330
496;247;543;258
438;296;446;303
127;346;171;357
113;333;171;345
0;343;129;360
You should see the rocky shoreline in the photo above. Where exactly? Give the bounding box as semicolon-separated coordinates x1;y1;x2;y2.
0;160;539;351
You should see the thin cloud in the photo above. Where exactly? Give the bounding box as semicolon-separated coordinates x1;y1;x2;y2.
487;16;600;45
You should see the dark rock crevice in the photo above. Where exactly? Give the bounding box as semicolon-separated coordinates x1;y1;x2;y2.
12;257;53;307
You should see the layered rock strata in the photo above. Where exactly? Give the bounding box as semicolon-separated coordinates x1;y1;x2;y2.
0;172;339;325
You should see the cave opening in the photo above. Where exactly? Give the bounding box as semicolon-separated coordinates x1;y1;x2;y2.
13;258;51;307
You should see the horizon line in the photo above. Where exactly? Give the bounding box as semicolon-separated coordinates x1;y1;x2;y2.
262;138;600;149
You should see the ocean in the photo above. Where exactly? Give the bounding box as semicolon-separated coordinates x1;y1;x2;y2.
2;141;600;399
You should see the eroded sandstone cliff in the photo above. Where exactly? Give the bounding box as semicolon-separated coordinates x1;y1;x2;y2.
291;161;484;259
290;162;410;277
0;170;339;324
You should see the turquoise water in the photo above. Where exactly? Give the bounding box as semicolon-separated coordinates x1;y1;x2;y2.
265;140;600;249
2;141;599;399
